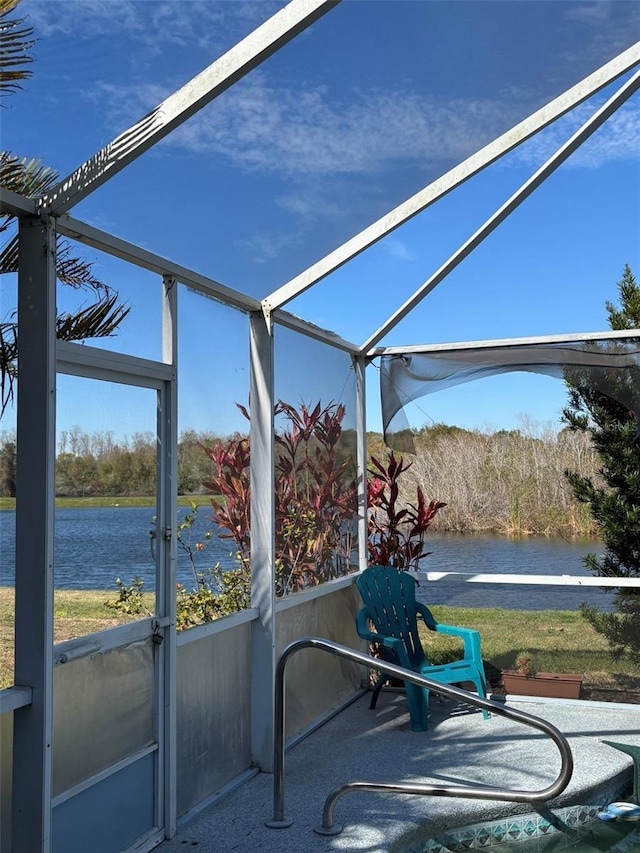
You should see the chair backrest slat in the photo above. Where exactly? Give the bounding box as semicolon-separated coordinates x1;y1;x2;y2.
356;566;431;667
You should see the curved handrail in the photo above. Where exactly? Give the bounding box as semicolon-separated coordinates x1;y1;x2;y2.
266;636;573;836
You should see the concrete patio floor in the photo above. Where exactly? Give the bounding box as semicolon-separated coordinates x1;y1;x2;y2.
158;691;640;853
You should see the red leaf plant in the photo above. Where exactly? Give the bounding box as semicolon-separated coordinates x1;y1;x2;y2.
200;400;359;597
367;451;446;572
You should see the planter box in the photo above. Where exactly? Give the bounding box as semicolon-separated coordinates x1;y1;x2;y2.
502;671;582;700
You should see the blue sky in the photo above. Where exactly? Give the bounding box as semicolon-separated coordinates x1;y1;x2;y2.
1;0;639;442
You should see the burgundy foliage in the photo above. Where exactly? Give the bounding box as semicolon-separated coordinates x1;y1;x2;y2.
200;401;358;596
367;451;446;571
199;404;445;602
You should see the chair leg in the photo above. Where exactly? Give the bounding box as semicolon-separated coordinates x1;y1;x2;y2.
472;675;491;720
369;677;386;710
405;683;429;732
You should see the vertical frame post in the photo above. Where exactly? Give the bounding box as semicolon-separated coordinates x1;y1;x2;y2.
12;215;56;852
249;310;276;770
354;355;368;572
158;274;178;837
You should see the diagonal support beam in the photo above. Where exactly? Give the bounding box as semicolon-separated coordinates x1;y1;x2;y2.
360;68;640;354
41;0;339;215
264;41;640;314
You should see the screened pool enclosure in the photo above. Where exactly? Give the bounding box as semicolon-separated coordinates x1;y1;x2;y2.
1;1;639;851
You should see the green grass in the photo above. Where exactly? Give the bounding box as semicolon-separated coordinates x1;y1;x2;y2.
420;606;640;698
1;591;638;699
0;495;217;510
0;587;154;689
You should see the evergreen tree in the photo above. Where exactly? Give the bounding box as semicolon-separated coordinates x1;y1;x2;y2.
563;264;640;663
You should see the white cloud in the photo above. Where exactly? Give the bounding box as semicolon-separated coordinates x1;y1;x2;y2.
88;69;639;183
563;0;637;40
382;238;416;262
25;0;639;183
234;229;299;264
89;73;514;177
24;0;282;52
276;190;343;220
564;2;615;26
562;2;640;64
505;100;640;170
173;83;510;176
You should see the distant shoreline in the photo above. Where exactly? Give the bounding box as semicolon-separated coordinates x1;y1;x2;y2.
0;495;216;510
0;495;601;543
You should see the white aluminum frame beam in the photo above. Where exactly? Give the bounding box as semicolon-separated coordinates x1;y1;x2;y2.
373;328;640;358
353;355;368;573
57;215;360;349
264;42;640;315
56;339;173;387
40;0;339;215
0;686;33;714
361;68;640;354
7;191;358;349
159;274;178;839
0;187;36;217
273;310;359;353
57;215;261;314
418;571;640;589
12;215;57;853
249;311;277;772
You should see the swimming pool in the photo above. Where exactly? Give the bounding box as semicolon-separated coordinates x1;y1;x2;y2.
478;821;639;852
392;784;639;852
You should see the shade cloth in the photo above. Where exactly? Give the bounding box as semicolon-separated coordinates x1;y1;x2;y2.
380;340;640;452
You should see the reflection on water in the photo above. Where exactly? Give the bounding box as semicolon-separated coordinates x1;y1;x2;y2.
0;508;614;611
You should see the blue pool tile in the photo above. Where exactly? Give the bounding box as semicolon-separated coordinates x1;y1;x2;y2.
459;828;475;848
507;821;523;840
475;826;491;848
538;818;552;835
491;823;506;842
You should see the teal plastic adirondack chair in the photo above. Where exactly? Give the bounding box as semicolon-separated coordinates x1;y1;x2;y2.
356;565;489;732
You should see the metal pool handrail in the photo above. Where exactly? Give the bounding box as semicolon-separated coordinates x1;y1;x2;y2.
265;636;574;837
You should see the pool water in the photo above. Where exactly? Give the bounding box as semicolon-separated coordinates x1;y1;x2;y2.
481;821;640;852
395;800;640;853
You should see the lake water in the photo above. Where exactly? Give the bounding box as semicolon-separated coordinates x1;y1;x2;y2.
416;532;613;611
0;506;615;611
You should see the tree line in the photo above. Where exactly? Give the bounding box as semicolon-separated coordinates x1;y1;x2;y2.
0;427;232;498
0;421;601;538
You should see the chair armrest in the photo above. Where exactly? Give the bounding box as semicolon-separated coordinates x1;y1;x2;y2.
360;631;406;658
356;608;410;668
435;623;483;663
415;601;438;630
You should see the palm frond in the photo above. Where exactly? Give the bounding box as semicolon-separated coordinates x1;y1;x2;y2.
0;0;35;98
1;233;112;296
0;318;17;417
0;231;17;267
56;241;110;294
0;153;108;293
56;293;131;342
0;151;59;197
0;295;131;416
0;1;26;17
0;3;131;418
